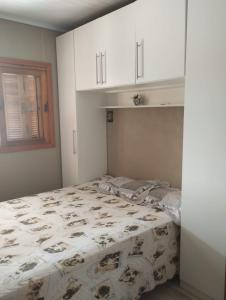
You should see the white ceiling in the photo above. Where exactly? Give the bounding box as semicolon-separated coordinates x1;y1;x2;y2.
0;0;135;32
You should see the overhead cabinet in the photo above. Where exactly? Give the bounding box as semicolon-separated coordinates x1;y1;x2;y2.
135;0;186;84
74;18;103;91
74;4;135;91
102;4;135;89
74;0;186;91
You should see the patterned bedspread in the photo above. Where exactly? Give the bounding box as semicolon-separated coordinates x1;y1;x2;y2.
0;178;179;300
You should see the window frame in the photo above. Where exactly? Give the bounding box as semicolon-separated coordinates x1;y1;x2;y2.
0;58;55;153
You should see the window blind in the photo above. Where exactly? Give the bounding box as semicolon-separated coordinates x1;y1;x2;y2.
2;73;40;142
0;58;55;153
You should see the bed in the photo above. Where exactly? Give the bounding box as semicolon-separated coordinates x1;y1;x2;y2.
0;177;179;300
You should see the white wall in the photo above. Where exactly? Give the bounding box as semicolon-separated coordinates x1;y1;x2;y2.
181;1;226;299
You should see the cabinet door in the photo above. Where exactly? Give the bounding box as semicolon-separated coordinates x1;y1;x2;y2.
181;1;226;298
74;19;103;91
135;0;186;84
102;4;135;88
56;31;77;187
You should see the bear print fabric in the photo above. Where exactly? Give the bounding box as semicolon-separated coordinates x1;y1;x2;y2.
0;177;179;300
97;176;170;204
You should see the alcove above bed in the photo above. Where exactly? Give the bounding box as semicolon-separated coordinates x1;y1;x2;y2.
105;85;184;189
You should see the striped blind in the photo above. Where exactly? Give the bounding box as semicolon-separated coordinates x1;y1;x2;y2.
1;73;40;143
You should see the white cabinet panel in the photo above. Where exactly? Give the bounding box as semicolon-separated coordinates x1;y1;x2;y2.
56;31;77;187
102;4;135;88
181;1;226;299
74;19;103;91
74;3;135;90
135;0;186;84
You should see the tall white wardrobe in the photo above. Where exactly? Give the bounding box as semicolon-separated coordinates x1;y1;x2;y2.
181;1;226;299
56;32;107;187
57;0;226;299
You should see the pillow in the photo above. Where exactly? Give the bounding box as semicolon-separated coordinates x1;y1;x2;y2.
142;187;179;207
157;190;182;225
97;176;170;203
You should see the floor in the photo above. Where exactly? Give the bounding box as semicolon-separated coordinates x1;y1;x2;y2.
141;279;197;300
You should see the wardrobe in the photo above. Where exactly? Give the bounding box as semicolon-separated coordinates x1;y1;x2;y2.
56;0;186;186
180;1;226;299
56;0;226;299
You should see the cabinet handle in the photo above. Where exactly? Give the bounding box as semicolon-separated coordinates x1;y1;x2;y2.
73;130;77;154
101;51;107;84
136;40;144;79
96;53;101;84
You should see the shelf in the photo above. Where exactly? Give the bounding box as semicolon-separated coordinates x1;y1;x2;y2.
99;103;184;109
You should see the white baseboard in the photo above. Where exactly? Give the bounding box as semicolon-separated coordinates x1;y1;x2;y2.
180;281;214;300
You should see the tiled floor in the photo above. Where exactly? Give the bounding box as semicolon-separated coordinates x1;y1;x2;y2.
141;279;197;300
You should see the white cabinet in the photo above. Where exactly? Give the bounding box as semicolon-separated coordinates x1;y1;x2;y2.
57;32;107;187
75;4;135;91
74;19;103;91
181;1;226;299
74;0;186;90
74;0;186;91
102;4;135;88
56;31;78;187
135;0;186;84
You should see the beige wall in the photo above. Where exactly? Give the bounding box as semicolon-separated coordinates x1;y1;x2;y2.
107;107;184;188
0;19;62;201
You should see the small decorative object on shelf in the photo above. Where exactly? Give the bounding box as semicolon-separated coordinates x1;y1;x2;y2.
132;94;144;106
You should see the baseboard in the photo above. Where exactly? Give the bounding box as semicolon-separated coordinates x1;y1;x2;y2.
180;281;214;300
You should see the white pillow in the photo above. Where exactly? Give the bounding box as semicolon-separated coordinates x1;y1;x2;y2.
157;191;182;225
142;187;178;207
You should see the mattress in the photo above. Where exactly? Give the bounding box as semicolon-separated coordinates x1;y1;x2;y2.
0;178;179;300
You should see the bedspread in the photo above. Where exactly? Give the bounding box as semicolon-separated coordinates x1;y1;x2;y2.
0;178;179;300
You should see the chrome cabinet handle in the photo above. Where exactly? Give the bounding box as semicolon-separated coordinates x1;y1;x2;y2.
136;42;138;79
136;40;144;79
101;51;107;84
96;53;101;84
100;52;103;84
73;130;77;154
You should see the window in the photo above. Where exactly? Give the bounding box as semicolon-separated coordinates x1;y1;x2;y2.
0;58;55;152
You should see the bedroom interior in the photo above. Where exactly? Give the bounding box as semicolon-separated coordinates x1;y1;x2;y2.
0;0;225;300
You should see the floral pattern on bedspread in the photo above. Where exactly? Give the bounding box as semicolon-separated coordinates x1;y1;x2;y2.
0;178;179;300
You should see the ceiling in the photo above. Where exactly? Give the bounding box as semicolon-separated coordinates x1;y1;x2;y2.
0;0;135;32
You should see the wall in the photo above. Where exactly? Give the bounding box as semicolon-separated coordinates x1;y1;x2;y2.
180;1;226;299
107;105;184;188
106;87;184;188
0;19;62;201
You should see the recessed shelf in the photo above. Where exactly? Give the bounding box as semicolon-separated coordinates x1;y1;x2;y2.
99;103;184;109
